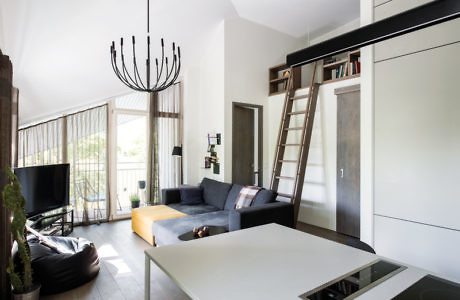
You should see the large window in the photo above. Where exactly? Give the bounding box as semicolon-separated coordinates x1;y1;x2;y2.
18;106;107;224
17;83;182;223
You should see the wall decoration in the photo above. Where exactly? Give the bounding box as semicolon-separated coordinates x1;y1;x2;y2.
204;133;221;174
205;157;211;169
208;133;221;145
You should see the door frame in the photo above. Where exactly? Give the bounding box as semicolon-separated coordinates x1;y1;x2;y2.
108;101;149;221
232;102;263;187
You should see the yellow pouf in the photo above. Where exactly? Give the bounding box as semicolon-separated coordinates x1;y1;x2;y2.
131;205;187;246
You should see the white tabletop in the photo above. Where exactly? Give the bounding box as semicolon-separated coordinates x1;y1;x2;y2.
145;223;430;300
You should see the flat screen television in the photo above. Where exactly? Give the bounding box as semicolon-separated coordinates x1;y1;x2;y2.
14;163;70;217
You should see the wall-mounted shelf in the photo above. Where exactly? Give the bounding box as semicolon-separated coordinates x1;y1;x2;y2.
269;64;301;96
322;49;360;84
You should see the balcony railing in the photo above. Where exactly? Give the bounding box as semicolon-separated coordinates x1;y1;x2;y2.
70;162;146;223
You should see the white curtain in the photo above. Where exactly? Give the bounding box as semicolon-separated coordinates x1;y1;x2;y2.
18;118;63;167
67;106;107;224
18;106;108;224
157;83;181;189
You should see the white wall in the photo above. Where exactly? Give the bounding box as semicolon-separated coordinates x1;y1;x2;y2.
183;17;305;186
223;17;306;186
183;22;225;185
363;0;460;281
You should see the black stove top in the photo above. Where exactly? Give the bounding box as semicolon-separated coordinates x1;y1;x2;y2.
299;260;406;299
393;275;460;300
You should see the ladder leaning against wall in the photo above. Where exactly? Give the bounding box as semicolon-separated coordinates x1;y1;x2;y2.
270;62;320;225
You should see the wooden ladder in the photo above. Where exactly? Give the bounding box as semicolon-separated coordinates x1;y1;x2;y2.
270;62;320;225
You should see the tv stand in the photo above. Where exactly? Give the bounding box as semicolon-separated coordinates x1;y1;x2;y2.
28;206;74;236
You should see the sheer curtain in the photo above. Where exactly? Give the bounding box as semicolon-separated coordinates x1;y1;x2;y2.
158;83;182;189
18;118;64;167
147;83;182;205
67;106;108;224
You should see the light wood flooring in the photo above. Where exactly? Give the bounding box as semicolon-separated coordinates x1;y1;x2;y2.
41;220;355;300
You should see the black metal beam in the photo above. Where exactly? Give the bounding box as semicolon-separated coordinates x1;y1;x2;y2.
286;0;460;67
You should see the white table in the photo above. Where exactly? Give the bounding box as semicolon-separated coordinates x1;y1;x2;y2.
144;223;432;300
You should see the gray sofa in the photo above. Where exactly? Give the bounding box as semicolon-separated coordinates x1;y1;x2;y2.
152;177;294;246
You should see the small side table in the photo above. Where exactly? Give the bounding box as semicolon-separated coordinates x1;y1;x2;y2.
178;226;227;242
27;206;74;236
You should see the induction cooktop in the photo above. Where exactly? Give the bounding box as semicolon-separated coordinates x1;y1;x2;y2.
299;259;406;299
393;274;460;300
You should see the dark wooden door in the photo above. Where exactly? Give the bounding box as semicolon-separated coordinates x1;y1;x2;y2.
336;85;360;238
232;105;254;186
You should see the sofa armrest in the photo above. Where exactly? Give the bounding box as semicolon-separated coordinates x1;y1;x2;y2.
161;188;181;205
228;201;294;231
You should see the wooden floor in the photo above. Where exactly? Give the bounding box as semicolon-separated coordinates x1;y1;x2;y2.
41;220;355;300
41;220;189;300
296;221;358;245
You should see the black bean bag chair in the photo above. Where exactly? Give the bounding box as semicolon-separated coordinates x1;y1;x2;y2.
27;235;100;295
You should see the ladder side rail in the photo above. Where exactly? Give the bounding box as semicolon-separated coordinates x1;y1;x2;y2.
291;62;317;201
270;68;295;190
292;83;320;224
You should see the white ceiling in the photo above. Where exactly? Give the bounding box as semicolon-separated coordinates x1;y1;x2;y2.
0;0;359;125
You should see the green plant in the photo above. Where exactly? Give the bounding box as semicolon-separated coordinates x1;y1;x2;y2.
3;166;33;293
129;194;140;202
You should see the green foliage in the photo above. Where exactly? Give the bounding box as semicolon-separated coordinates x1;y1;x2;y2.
129;194;140;202
3;166;33;293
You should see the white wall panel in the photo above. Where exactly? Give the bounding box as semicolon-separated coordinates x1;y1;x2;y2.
375;43;460;231
374;0;433;21
375;19;460;62
374;215;460;281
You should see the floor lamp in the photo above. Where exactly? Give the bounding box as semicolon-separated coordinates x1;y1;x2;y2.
172;146;183;185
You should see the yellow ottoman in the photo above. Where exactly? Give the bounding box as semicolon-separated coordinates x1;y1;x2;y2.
131;205;187;246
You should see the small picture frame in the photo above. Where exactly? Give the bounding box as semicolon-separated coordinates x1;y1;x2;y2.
213;162;220;174
205;157;211;168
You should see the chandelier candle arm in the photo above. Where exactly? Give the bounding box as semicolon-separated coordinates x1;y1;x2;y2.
110;0;181;93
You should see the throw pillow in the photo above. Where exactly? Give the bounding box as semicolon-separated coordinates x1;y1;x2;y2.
253;189;277;206
234;186;262;209
180;187;203;205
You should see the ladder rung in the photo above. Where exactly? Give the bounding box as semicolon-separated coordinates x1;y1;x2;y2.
276;176;295;180
279;160;297;163
277;192;293;198
290;94;309;101
284;127;303;131
281;144;300;146
288;110;306;116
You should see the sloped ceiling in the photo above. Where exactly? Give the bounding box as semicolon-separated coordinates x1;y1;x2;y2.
0;0;359;124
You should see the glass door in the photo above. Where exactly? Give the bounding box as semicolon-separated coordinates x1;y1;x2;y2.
112;112;148;218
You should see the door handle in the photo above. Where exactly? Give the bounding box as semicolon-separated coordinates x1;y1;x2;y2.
340;168;344;178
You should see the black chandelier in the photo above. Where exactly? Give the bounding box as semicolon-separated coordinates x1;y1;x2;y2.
110;0;181;93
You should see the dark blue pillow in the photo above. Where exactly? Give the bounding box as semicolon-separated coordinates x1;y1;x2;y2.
180;187;203;205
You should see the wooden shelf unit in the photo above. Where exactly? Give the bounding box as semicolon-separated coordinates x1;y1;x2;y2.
322;49;361;84
269;64;301;96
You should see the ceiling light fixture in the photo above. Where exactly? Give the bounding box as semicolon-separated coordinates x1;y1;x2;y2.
110;0;181;92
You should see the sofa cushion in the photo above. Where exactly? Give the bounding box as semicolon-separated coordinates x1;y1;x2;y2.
234;186;263;209
253;189;278;206
224;184;243;210
200;177;232;210
152;210;230;246
167;203;220;215
179;187;203;205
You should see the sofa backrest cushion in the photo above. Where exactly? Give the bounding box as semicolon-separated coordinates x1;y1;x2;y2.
179;187;203;205
224;184;243;210
200;177;232;210
253;189;278;206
